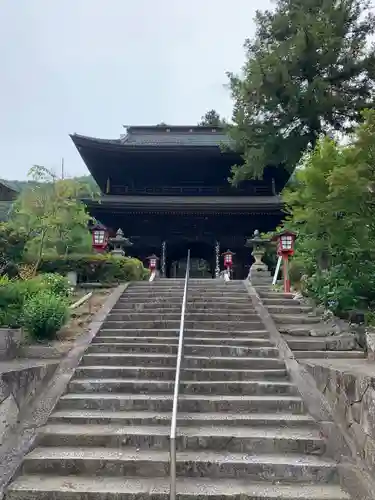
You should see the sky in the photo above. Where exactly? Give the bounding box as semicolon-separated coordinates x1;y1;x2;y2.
0;0;271;180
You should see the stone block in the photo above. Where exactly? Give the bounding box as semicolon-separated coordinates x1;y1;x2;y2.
361;386;375;442
2;364;56;409
0;394;19;444
0;328;22;361
351;402;361;424
365;330;375;361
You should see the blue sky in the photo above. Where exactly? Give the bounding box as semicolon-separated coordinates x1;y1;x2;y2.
0;0;271;179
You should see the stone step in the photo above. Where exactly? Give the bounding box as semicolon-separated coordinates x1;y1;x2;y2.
126;287;246;292
92;336;274;347
68;378;295;396
74;366;288;381
87;343;280;358
262;298;304;306
106;312;261;322
117;296;251;304
98;328;270;339
48;410;314;428
278;325;315;336
112;303;255;312
294;350;364;359
184;355;285;369
37;424;324;454
273;314;321;325
56;393;305;413
20;447;337;482
257;292;295;300
122;293;249;300
102;320;265;330
285;336;356;351
81;353;284;369
81;352;177;367
5;475;351;500
266;305;313;314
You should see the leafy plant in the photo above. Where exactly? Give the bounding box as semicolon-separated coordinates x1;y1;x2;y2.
23;290;69;340
38;273;72;297
280;110;375;316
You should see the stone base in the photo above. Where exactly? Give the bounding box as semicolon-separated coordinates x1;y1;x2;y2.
248;267;272;285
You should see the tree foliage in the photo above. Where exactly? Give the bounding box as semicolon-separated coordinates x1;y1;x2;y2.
8;165;93;269
283;109;375;315
227;0;375;184
198;109;226;127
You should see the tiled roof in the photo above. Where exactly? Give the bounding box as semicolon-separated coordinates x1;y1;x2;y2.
121;126;232;147
71;126;233;149
0;180;18;201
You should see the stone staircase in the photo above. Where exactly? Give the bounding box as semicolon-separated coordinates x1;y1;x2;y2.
6;279;351;499
256;286;365;360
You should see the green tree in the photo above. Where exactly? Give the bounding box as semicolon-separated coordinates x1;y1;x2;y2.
9;165;93;270
227;0;375;184
283;109;375;313
198;109;226;127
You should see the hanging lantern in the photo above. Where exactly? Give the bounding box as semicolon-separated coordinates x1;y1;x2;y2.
222;250;235;270
147;254;159;271
90;222;108;252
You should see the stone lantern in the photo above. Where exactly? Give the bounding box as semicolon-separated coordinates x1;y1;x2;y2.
245;229;271;285
109;228;132;257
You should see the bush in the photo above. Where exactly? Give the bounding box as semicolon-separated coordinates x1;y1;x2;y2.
0;276;43;327
0;273;71;328
37;273;72;297
304;262;375;316
23;290;69;340
36;254;147;283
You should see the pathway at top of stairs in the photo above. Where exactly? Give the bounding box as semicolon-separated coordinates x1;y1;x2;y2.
6;279;351;500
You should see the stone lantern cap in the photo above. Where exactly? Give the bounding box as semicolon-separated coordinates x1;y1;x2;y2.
109;228;133;256
245;229;271;247
109;228;133;248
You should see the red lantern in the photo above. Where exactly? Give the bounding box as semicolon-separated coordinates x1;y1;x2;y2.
222;250;235;270
91;223;108;252
277;230;296;256
272;230;297;293
147;254;159;271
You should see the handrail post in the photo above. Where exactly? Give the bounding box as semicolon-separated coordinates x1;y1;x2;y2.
170;249;190;500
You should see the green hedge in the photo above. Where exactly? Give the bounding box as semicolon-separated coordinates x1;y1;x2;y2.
37;254;148;283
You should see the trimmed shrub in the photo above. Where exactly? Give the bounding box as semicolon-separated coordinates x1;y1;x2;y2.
37;254;147;283
23;290;69;340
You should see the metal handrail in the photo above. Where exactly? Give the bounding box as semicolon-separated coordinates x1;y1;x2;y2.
170;249;190;500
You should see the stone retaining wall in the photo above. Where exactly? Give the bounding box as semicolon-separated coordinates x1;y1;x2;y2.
0;362;58;445
304;361;375;476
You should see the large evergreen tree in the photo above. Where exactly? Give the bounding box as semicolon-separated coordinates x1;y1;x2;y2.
227;0;375;183
198;109;225;127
